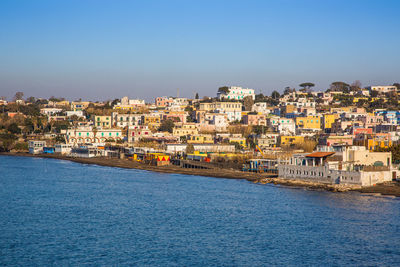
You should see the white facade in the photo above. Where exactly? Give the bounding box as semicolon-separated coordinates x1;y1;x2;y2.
111;112;143;128
268;117;296;135
368;86;397;93
55;144;73;154
65;127;123;144
66;110;85;118
218;86;255;100
28;141;46;154
252;102;271;114
40;108;63;116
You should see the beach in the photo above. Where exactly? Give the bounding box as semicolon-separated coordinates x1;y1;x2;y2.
2;152;400;197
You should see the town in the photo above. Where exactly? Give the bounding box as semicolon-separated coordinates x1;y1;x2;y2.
1;82;400;190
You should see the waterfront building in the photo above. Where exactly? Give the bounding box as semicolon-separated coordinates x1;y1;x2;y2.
28;140;46;154
65;127;123;144
278;147;393;187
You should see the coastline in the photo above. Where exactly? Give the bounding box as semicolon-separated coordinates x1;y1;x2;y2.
2;152;399;197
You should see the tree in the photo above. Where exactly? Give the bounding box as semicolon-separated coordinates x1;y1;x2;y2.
330;81;350;93
243;96;254;111
351;80;362;91
271;90;280;100
218;86;229;94
283;87;293;95
255;93;266;103
393;83;400;90
195;93;199;99
13;92;24;101
26;96;36;103
158;119;175;133
186;143;194;154
370;90;379;98
7;123;21;134
0;133;18;151
299;83;315;92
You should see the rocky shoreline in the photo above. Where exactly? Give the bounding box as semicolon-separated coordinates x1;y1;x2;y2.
2;152;400;197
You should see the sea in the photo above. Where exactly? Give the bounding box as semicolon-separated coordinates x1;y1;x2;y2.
1;155;400;266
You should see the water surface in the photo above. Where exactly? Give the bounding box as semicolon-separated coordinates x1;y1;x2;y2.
1;155;399;266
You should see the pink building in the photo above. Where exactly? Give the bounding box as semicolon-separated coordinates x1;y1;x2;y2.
155;97;173;107
242;114;266;126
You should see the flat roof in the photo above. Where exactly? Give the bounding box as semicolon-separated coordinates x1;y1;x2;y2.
305;152;335;158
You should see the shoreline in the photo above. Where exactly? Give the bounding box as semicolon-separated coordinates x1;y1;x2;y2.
2;152;400;197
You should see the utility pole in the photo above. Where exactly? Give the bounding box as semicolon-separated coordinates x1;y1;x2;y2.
177;88;179;98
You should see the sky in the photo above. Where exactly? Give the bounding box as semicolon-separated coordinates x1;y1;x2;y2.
0;0;399;102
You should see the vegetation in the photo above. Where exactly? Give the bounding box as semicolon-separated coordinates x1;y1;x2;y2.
158;119;175;133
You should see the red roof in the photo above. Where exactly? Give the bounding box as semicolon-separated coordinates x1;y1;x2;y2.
305;152;335;158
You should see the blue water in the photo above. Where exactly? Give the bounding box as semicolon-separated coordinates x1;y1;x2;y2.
0;156;399;266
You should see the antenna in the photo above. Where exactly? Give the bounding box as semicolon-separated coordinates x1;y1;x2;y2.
177;88;179;98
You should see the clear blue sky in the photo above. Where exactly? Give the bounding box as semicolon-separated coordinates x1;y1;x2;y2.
0;0;399;101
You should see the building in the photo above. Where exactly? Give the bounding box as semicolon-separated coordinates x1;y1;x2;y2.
217;86;255;100
165;144;235;154
296;115;321;130
40;108;63;116
28;141;46;154
172;123;198;137
127;125;152;143
280;136;305;146
93;116;112;128
111;112;143;128
65;127;123;144
268;117;296;135
242;114;266;126
71;101;90;111
278;148;393;187
155;96;174;107
187;134;214;144
199;102;243;122
55;144;73;154
367;85;397;93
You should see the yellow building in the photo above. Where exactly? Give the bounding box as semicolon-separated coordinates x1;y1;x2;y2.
323;114;338;129
296;115;321;130
187;134;214;144
367;134;392;151
71;101;90;111
280;136;305;146
143;114;161;129
94;116;112;128
173;123;198;137
229;137;247;148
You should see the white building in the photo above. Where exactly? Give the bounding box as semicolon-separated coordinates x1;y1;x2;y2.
252;102;271;115
278;149;393;187
55;144;73;154
66;110;85;118
367;85;397;93
65;127;123;144
111;112;143;128
268;117;296;135
40;108;63;116
29;141;46;154
217;86;255;100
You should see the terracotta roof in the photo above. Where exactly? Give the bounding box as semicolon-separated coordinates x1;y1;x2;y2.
305;152;335;158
